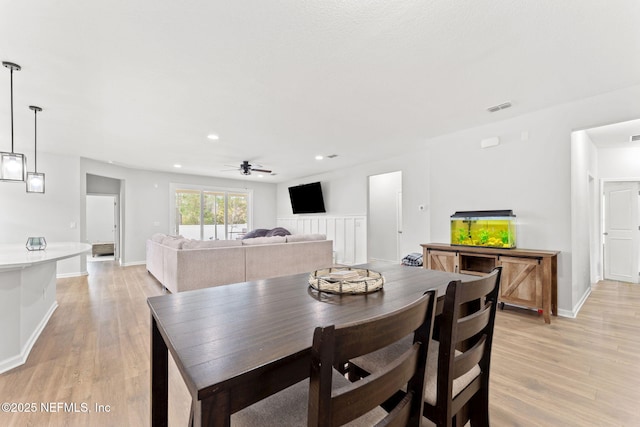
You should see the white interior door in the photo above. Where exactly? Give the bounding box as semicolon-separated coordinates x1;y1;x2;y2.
603;181;640;283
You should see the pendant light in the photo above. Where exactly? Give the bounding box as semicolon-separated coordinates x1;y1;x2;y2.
0;61;26;182
26;105;44;193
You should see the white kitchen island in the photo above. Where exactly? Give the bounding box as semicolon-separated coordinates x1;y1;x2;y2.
0;242;90;374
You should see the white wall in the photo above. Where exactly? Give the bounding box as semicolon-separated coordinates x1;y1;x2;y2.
80;159;278;266
427;108;575;313
598;146;640;178
0;152;84;277
570;130;598;313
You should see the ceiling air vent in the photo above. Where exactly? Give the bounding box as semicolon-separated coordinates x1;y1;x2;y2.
487;102;512;113
631;134;640;142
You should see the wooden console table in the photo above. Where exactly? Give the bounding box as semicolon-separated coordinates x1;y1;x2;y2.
421;243;559;324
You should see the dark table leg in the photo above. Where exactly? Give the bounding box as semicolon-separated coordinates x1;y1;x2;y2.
193;391;230;427
151;315;168;427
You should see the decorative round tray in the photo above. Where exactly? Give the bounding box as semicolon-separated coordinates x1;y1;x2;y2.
309;267;384;294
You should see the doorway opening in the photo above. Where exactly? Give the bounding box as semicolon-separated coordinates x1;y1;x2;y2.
575;118;640;287
86;173;123;265
86;194;118;262
368;171;402;262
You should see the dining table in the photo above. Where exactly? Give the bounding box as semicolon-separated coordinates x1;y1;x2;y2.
148;261;474;427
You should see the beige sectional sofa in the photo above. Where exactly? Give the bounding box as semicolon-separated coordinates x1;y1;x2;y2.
146;233;333;293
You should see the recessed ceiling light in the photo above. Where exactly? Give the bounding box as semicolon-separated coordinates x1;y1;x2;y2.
173;164;182;168
207;134;219;140
257;174;264;178
315;155;324;160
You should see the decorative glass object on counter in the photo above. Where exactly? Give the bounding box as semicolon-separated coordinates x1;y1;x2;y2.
26;236;47;251
450;210;516;248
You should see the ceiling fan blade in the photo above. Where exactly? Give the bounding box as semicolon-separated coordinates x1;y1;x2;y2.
251;168;272;173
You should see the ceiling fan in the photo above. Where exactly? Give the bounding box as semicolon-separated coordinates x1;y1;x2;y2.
224;160;273;176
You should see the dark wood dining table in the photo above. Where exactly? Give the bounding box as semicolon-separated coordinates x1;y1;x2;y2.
148;261;473;427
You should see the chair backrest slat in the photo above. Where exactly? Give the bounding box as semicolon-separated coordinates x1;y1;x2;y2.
457;302;492;343
457;273;499;303
332;296;432;362
383;393;413;427
453;337;486;379
309;290;437;427
332;344;419;425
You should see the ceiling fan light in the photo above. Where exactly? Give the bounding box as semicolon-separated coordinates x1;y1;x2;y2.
26;171;45;193
0;152;26;182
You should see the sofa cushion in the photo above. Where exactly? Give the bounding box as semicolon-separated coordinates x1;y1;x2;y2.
163;236;186;249
241;236;287;245
265;227;291;237
182;239;243;249
242;228;270;239
151;233;166;243
286;234;326;243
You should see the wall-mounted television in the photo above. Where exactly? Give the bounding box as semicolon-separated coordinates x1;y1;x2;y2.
288;182;326;214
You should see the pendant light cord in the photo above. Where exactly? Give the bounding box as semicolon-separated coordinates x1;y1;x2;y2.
33;108;37;172
10;67;14;153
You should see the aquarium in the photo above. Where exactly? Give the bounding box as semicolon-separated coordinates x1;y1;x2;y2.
450;210;516;248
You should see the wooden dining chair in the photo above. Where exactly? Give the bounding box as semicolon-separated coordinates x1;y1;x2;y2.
350;267;502;427
231;290;437;427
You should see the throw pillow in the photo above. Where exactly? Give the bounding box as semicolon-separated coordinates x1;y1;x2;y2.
265;227;291;237
242;228;270;239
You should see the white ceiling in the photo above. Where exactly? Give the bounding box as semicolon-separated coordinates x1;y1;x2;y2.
1;1;639;182
586;118;640;148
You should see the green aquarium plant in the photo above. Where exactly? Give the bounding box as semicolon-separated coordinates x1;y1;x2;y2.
457;228;467;244
499;230;511;245
478;229;490;245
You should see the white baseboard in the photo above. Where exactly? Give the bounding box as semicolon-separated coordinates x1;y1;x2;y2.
557;287;592;318
121;260;146;267
57;271;88;279
0;301;58;375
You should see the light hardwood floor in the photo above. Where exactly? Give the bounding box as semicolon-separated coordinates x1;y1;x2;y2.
0;262;638;426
